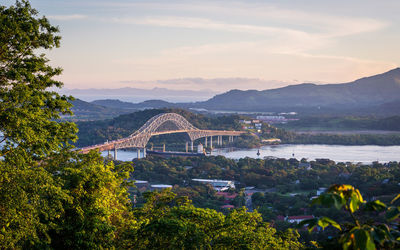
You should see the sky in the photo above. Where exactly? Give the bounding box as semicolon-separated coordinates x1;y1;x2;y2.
4;0;400;92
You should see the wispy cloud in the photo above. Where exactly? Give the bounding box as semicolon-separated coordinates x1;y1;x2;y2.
48;14;87;21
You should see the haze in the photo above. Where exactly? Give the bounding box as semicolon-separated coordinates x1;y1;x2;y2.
5;0;400;92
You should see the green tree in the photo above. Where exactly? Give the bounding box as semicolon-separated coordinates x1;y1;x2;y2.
131;189;303;249
0;1;76;247
0;2;136;248
300;184;400;249
0;0;77;166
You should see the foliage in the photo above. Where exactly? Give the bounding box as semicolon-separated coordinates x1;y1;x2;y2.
0;2;135;248
278;115;400;132
0;0;77;166
266;126;400;146
45;152;136;249
130;189;303;249
300;184;400;250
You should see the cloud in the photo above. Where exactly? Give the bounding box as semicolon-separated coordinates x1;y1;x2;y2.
48;14;88;21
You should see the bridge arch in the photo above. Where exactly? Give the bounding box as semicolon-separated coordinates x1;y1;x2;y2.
80;112;245;154
130;113;199;138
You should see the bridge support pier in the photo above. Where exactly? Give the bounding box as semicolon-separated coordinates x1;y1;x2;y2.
191;141;194;151
185;142;188;152
163;144;166;152
205;137;208;147
210;136;213;148
143;148;146;158
114;147;117;161
137;149;141;159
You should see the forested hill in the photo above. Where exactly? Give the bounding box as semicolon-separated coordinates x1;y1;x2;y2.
76;108;243;147
191;68;400;114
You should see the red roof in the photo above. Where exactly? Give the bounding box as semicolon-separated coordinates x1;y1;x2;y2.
276;215;285;221
221;205;235;209
288;215;314;220
216;192;238;199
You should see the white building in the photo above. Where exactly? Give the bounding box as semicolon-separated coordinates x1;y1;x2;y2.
197;143;204;153
151;184;172;191
192;179;235;191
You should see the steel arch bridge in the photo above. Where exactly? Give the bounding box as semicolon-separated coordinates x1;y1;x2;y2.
80;113;244;154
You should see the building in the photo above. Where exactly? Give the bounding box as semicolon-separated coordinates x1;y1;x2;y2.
298;162;312;170
239;120;251;124
317;187;327;196
197;143;204;153
216;192;238;200
150;184;173;191
134;180;149;188
287;215;314;224
192;179;235;191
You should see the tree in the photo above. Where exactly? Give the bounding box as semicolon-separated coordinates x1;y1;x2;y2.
131;189;303;249
300;184;400;249
0;2;136;248
0;1;77;247
0;0;77;166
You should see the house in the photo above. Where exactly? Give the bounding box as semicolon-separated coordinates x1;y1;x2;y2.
134;180;149;189
298;162;311;169
150;184;173;191
192;179;235;191
216;192;238;200
221;205;235;209
239;120;251;124
261;138;281;144
317;187;327;196
286;215;314;224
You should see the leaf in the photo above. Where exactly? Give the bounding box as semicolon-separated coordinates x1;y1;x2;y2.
365;200;387;212
386;206;400;221
318;217;341;231
312;193;345;210
297;218;318;233
353;229;376;250
391;194;400;204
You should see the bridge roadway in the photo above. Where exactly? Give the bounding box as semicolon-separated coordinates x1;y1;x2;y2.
80;113;245;156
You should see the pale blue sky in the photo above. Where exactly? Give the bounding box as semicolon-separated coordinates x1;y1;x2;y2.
4;0;400;91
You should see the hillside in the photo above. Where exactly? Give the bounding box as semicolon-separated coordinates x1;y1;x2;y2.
68;99;131;120
91;99;178;109
193;68;400;114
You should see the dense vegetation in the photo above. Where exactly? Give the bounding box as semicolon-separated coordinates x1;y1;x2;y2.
265;125;400;145
278;115;400;131
129;155;400;248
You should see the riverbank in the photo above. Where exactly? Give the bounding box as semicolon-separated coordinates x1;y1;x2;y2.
102;144;400;164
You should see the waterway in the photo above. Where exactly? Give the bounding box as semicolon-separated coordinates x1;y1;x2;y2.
101;144;400;164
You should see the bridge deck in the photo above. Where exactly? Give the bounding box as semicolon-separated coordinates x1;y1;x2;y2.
80;113;246;154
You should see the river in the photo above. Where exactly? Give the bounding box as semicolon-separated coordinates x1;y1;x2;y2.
101;144;400;164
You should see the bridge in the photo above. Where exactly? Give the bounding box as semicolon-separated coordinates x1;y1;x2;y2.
80;113;245;159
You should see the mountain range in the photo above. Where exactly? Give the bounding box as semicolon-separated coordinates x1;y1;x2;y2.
71;68;400;117
193;68;400;113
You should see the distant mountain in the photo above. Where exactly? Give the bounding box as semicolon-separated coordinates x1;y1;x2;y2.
60;87;217;103
91;99;177;109
193;68;400;114
73;68;400;117
68;99;131;120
